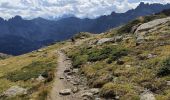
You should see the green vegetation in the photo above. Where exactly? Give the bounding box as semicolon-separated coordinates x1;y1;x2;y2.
157;57;170;76
67;45;129;68
100;82;139;100
6;60;55;82
0;41;69;100
65;16;170;99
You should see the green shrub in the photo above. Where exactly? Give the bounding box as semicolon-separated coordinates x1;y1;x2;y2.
6;61;56;82
107;49;129;63
88;46;128;62
72;55;88;68
88;47;112;62
157;57;170;76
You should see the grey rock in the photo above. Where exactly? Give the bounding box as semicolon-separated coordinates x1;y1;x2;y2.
167;81;170;86
131;24;141;33
147;54;157;59
65;75;72;80
95;98;102;100
37;49;43;52
89;88;100;95
114;36;123;42
136;35;145;44
73;69;79;73
3;86;27;97
59;89;72;95
125;65;131;68
97;38;115;45
140;91;156;100
135;17;170;34
36;75;45;82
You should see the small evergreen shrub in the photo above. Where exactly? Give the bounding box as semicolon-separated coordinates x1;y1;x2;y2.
157;57;170;76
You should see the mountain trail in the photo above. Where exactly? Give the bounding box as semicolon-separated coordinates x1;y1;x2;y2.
48;39;90;100
48;50;82;100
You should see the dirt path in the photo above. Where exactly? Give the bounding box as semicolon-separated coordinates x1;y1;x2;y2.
48;51;76;100
48;38;93;100
48;50;81;100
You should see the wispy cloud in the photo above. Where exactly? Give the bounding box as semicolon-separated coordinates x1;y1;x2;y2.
0;0;169;19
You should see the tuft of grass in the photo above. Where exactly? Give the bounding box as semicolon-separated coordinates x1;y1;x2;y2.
100;82;136;99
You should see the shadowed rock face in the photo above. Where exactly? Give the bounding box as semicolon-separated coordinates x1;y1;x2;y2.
1;2;170;55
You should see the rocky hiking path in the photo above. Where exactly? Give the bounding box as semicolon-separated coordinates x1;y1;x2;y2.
48;38;101;100
48;50;82;100
48;39;91;100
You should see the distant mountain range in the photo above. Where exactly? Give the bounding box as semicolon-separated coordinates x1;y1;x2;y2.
0;2;170;55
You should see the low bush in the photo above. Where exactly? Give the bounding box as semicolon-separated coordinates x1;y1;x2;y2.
72;55;88;68
157;57;170;76
107;49;129;63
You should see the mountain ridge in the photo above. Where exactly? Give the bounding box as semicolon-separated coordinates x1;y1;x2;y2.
1;2;170;55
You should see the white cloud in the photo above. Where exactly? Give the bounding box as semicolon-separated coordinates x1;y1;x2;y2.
0;0;170;19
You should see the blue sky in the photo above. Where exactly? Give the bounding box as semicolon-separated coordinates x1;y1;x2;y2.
0;0;170;19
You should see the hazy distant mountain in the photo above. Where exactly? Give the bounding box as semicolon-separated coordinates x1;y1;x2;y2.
0;2;170;55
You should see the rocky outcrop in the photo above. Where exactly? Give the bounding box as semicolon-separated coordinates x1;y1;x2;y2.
134;17;170;45
135;17;170;34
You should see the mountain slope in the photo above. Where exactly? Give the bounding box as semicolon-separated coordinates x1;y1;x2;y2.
63;13;170;99
0;9;170;100
1;2;170;55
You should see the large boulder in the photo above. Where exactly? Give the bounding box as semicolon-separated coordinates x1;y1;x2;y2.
3;86;27;97
135;17;170;34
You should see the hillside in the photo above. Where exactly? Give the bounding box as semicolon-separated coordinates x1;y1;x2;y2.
0;9;170;100
63;14;170;99
1;2;170;55
0;41;71;100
